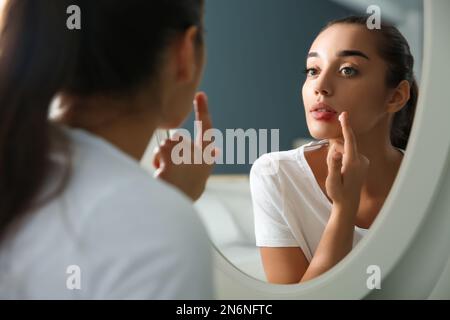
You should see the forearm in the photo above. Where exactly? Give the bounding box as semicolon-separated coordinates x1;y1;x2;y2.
300;204;357;282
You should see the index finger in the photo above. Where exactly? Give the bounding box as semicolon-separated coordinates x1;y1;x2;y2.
339;111;358;160
194;92;212;146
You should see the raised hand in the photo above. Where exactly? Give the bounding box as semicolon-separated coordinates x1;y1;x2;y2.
153;92;218;201
325;111;370;212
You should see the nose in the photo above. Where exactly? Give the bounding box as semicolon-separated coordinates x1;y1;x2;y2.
314;73;333;97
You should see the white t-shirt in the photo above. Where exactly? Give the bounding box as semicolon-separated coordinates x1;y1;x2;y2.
0;125;213;299
250;139;404;262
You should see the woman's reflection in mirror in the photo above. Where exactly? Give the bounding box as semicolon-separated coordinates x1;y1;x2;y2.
250;15;418;284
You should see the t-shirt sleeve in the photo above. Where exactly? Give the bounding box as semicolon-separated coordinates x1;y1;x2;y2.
250;155;299;247
78;177;214;299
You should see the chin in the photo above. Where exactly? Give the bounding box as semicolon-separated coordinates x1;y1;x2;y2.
308;126;341;141
308;123;330;137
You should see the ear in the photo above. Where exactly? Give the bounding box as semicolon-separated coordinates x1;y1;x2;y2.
386;80;411;113
171;26;201;84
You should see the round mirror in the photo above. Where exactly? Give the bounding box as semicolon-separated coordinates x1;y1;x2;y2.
140;0;450;299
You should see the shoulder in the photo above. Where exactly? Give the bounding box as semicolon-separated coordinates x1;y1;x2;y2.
56;126;179;215
250;149;300;178
79;177;213;298
74;171;213;299
56;126;209;256
81;175;206;249
65;126;148;185
250;144;317;187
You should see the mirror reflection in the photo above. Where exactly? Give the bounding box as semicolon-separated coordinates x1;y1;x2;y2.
192;0;423;284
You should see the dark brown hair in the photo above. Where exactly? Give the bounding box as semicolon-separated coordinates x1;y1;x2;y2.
324;15;418;151
0;0;204;241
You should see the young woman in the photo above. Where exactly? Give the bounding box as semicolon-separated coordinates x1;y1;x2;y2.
0;0;215;298
250;16;418;284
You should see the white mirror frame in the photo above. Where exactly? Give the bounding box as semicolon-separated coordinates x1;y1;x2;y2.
211;0;450;299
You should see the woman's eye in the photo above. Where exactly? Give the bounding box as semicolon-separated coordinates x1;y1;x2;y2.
304;68;319;77
340;67;358;77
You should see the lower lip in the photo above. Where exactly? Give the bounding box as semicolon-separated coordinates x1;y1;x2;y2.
311;111;337;121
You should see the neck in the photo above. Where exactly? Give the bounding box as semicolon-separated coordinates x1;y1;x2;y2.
54;94;160;161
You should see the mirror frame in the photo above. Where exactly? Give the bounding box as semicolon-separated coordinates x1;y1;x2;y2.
211;0;450;299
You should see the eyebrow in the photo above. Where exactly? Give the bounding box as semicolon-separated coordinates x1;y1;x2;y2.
307;50;370;60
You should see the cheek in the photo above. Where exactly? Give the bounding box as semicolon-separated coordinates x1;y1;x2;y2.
362;80;387;103
339;77;386;110
301;81;313;107
302;82;315;124
301;82;306;103
344;87;388;134
159;93;194;129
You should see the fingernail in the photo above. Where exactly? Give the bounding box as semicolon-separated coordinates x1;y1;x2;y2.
338;113;343;122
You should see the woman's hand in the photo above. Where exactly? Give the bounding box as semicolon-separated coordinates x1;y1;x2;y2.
153;92;218;201
325;111;370;213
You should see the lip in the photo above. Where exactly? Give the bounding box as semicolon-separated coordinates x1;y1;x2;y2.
310;102;338;121
310;102;338;113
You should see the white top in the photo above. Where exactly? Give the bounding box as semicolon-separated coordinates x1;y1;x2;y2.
250;140;404;262
0;126;213;299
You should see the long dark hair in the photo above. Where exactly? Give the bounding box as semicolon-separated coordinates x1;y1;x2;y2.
0;0;204;242
324;15;418;151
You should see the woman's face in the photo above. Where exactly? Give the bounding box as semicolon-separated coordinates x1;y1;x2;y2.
302;23;392;140
159;25;206;129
